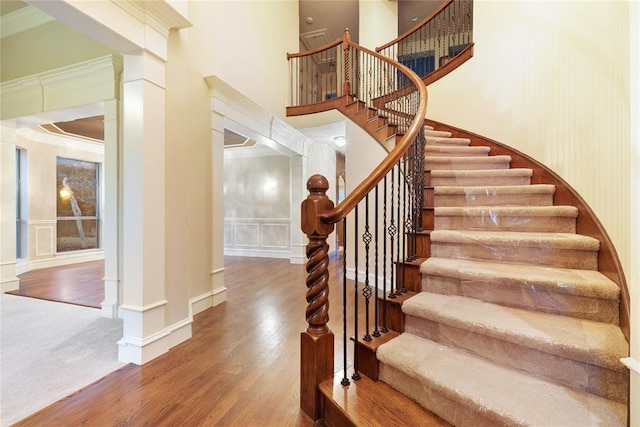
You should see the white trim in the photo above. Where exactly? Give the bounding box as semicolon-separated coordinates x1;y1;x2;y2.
119;299;168;313
16;249;104;275
621;357;640;375
223;249;290;259
0;5;55;39
190;291;214;316
212;286;227;306
1;55;122;122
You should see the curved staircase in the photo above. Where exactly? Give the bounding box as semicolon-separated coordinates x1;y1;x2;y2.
374;126;629;426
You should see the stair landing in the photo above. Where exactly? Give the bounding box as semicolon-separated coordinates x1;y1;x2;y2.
319;372;451;427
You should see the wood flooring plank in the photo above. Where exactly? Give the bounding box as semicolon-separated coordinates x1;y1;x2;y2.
11;255;445;426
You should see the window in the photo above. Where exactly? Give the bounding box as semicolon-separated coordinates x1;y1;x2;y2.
56;157;100;252
15;148;26;259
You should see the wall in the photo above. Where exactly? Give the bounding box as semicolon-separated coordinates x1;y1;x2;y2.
427;1;632;286
0;19;117;82
14;128;104;272
187;1;299;120
223;151;292;258
426;4;637;421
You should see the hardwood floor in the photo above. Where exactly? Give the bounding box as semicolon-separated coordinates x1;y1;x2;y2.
14;256;316;426
9;260;104;308
11;255;446;426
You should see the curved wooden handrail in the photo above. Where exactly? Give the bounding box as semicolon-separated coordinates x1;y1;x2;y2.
286;38;343;59
376;0;454;52
319;45;427;225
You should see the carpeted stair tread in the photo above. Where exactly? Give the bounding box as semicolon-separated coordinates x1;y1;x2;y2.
425;136;471;146
431;168;532;179
426;155;511;170
430;168;533;186
401;292;628;372
420;257;619;300
377;333;627;427
431;229;599;250
424;129;452;138
434;184;555;207
425;145;490;157
420;257;620;323
434;206;578;232
430;229;599;269
435;205;577;218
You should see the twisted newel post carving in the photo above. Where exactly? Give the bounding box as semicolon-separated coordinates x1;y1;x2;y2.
300;174;335;419
342;29;351;96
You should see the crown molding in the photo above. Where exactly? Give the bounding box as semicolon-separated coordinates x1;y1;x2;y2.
113;0;191;36
1;55;123;121
1;5;55;39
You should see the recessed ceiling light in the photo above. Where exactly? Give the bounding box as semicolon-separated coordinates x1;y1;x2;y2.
411;15;419;22
333;136;346;147
306;17;314;24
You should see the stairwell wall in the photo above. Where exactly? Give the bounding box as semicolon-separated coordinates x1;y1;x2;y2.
426;2;637;423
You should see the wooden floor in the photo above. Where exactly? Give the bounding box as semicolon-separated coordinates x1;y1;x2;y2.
10;260;105;308
11;255;446;426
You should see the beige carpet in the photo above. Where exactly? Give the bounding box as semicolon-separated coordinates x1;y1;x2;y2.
374;126;629;426
0;294;126;426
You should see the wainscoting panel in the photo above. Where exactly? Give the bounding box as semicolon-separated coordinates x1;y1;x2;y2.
33;221;55;257
224;218;290;258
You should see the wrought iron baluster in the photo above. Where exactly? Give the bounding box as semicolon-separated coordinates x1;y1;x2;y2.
341;217;350;386
352;204;361;381
381;175;389;333
373;185;380;338
362;195;372;342
388;165;397;298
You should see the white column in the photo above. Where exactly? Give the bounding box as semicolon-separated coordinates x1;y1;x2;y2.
290;154;307;264
101;99;120;318
210;111;227;306
117;51;169;364
0;126;19;292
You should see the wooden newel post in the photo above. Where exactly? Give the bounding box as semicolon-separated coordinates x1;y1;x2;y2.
342;29;351;96
300;174;335;420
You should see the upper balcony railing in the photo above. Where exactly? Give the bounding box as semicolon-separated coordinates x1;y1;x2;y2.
377;0;474;84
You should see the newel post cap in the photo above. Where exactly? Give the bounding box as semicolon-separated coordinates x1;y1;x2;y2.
301;174;334;236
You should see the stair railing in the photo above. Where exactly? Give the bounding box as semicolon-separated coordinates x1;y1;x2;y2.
289;30;427;420
377;0;474;85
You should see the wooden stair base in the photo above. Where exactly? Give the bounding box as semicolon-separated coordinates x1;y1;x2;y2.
318;372;451;427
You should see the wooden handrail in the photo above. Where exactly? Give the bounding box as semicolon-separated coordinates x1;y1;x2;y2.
320;44;428;225
376;0;454;52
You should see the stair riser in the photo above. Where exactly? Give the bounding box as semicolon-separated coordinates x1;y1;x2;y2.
415;233;430;258
434;214;576;233
422;209;434;229
426;159;510;170
404;316;629;403
431;241;598;270
422;274;620;324
434;193;553;207
431;176;531;186
379;364;502;427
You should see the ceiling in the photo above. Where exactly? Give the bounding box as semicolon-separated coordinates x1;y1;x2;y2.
4;0;442;152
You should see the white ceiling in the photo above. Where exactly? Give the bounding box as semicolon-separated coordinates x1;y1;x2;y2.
1;0;442;154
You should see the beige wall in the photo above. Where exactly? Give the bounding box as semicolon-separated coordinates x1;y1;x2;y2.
428;1;633;283
187;1;299;120
0;20;117;82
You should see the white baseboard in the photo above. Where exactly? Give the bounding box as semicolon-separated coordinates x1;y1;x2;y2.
16;250;104;275
224;248;289;259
